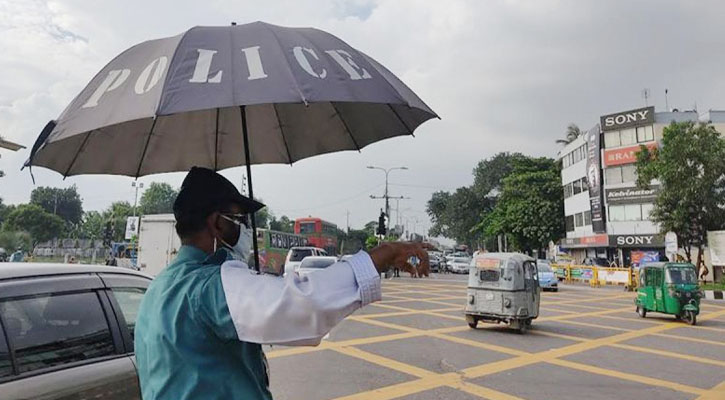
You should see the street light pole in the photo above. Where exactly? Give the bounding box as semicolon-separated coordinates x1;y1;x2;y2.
367;166;408;233
132;181;144;217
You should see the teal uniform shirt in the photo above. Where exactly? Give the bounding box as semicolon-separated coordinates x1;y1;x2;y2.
135;245;272;400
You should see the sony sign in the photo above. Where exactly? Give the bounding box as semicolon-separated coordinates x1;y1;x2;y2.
609;234;664;248
600;106;654;132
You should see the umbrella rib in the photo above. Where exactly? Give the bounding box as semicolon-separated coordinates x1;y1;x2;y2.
214;108;220;171
331;102;361;152
135;117;159;178
272;104;294;164
388;104;415;137
62;130;93;179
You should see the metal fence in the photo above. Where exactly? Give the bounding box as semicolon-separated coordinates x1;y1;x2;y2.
551;264;638;289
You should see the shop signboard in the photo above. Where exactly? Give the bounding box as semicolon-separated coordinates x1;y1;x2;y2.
631;250;660;267
560;234;608;249
609;234;664;248
600;106;654;132
605;185;659;205
585;124;605;232
603;142;658;167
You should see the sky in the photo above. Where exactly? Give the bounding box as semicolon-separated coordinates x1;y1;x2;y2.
2;0;725;242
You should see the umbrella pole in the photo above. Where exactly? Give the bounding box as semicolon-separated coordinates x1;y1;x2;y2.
240;105;260;272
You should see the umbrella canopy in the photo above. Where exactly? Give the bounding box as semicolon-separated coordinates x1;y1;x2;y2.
26;21;437;177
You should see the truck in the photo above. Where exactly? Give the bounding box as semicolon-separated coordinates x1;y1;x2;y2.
137;214;181;276
137;213;309;276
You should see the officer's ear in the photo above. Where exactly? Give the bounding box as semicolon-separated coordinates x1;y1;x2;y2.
206;211;224;238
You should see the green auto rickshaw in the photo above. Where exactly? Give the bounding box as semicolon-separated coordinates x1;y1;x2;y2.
635;262;701;325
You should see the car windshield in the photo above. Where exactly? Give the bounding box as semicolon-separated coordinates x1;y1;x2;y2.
289;249;313;262
538;264;552;272
666;268;697;285
300;258;337;269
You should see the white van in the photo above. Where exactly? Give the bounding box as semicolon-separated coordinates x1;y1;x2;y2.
283;246;327;276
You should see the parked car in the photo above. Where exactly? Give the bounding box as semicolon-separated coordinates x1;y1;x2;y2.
427;252;442;273
537;260;558;292
448;256;472;274
296;256;339;277
0;262;151;399
283;246;328;276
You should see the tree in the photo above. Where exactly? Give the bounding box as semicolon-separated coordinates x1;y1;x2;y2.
0;198;16;227
483;157;564;254
636;121;725;278
139;182;178;215
79;211;106;240
3;204;65;245
363;220;379;235
30;185;83;224
0;230;32;252
555;123;583;145
103;201;134;242
269;215;294;233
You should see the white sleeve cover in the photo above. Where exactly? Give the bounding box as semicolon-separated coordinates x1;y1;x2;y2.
220;251;381;346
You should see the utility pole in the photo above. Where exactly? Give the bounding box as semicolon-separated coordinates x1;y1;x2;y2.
131;181;144;217
367;166;408;233
346;210;350;234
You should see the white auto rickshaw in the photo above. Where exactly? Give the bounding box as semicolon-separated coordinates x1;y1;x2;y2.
464;252;540;333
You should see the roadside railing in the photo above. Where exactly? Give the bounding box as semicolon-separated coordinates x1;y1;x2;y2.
551;264;638;289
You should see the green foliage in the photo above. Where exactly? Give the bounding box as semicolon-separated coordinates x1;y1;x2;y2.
555;123;582;145
105;201;134;242
3;204;65;245
363;220;378;235
269;215;294;233
427;152;526;247
636;121;725;272
30;185;83;224
0;230;32;252
79;211;106;240
254;206;269;229
483;157;564;253
0;198;16;227
365;235;380;250
139;182;178;215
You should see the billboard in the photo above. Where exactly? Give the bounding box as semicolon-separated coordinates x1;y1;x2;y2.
585;125;605;232
603;142;658;167
605;185;659;205
125;216;139;240
600;106;654;132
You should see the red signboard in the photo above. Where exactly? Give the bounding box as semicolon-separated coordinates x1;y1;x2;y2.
603;142;657;167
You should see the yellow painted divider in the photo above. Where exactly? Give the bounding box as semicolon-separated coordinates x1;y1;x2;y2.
551;264;637;289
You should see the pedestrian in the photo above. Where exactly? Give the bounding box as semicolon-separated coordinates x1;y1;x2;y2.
134;167;420;400
9;248;24;262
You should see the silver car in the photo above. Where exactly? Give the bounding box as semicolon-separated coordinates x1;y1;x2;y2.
0;263;150;399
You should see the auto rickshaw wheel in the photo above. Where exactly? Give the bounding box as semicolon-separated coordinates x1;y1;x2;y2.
636;306;647;318
466;315;478;329
683;311;696;325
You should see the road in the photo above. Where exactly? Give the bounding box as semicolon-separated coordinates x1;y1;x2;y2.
265;274;725;400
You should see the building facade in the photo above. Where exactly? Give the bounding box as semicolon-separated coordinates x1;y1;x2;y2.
558;106;700;266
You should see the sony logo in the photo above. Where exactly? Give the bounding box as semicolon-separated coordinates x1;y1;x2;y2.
604;110;650;127
616;236;653;245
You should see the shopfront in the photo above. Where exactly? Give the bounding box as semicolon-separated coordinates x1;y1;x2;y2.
609;234;665;267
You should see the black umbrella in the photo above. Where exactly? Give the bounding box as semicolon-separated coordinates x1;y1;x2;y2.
25;21;438;270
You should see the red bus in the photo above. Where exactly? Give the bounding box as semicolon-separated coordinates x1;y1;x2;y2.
294;217;339;255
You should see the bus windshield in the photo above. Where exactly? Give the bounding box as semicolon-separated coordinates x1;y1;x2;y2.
666;268;697;285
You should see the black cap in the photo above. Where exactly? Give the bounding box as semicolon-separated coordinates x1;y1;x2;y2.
173;167;265;220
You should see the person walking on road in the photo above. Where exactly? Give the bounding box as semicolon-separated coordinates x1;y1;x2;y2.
135;167;420;400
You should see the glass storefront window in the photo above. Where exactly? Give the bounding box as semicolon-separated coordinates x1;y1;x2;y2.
621;165;637;182
608;205;625;221
641;203;654;220
584;210;592;225
575;213;584;227
636;125;654;142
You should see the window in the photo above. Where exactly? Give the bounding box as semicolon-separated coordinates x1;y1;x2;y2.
621;165;637;183
565;215;574;232
620;128;636;145
605;131;621;148
112;288;146;343
289;248;313;262
575;213;584;227
0;292;115;374
0;319;11;378
605;167;622;184
624;204;641;220
584;210;592;225
637;125;654;142
564;183;573;198
608;205;625;221
573;180;582;195
299;222;317;234
641;203;654;220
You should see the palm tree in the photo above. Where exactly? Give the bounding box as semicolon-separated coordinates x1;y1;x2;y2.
555;123;582;145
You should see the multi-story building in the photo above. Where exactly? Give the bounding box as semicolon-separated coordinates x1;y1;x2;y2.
558;106;700;266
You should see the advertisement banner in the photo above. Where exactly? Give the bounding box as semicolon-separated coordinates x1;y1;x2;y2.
605;185;659;205
631;250;660;268
603;142;658;167
585;124;605;232
124;216;139;240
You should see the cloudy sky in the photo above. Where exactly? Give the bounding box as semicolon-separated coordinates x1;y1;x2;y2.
2;0;725;239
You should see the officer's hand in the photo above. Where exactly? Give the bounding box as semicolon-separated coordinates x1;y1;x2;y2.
368;242;421;277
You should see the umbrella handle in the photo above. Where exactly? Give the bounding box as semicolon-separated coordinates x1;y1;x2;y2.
240;106;261;272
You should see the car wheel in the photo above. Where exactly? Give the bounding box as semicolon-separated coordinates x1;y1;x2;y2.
636;306;647;318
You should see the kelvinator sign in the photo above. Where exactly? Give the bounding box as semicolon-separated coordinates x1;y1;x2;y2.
605;185;659;204
600;106;655;132
603;142;658;167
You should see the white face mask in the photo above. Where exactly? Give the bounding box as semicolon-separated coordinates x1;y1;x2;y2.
219;214;253;261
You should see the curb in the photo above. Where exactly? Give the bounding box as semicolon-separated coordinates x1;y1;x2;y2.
703;290;724;301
